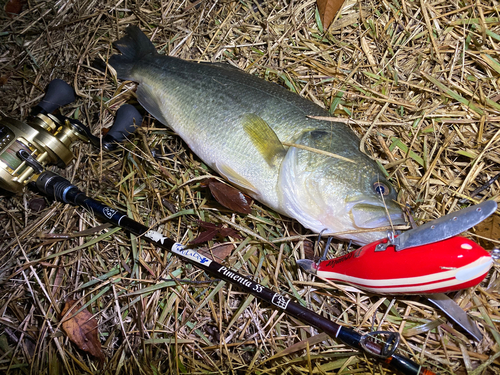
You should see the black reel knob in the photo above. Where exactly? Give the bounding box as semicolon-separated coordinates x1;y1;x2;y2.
103;104;142;150
32;79;76;115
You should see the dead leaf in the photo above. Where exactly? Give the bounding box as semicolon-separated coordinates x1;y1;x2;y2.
204;179;252;214
28;197;46;212
0;75;10;86
289;230;315;260
474;214;500;249
5;0;25;17
198;243;234;261
190;220;242;245
316;0;346;30
303;239;315;260
61;299;105;362
161;197;177;213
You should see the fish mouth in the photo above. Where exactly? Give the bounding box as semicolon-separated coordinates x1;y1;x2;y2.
350;202;406;229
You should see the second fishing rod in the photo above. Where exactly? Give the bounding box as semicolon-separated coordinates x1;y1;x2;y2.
34;170;436;375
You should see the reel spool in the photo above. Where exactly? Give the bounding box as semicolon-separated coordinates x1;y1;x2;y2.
0;79;142;194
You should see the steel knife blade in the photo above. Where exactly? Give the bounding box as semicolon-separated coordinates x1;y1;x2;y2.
393;200;497;251
425;293;483;342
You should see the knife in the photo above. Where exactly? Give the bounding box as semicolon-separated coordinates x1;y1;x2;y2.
297;201;498;341
297;257;486;341
376;200;497;252
425;293;483;342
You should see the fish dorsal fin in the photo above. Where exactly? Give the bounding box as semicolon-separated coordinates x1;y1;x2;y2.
216;162;258;195
136;84;169;126
242;113;285;167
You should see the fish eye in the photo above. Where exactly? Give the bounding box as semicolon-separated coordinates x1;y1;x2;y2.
373;182;390;196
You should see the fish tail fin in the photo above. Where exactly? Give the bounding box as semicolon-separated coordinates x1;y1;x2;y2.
109;26;157;80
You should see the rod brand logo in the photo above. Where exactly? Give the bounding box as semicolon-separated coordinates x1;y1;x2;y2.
271;293;290;309
171;243;212;266
103;207;118;219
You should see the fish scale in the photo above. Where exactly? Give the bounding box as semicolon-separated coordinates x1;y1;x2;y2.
105;26;405;245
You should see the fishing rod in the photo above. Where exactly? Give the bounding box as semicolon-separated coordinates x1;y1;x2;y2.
33;170;436;375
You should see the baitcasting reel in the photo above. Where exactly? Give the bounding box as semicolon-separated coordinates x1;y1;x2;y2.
0;79;142;194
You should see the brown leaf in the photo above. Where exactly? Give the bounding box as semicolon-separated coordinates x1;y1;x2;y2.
303;239;316;260
190;227;220;244
61;299;105;362
474;214;500;249
0;75;10;86
198;243;234;261
288;229;316;260
28;197;46;212
316;0;346;29
161;197;177;213
205;179;252;214
190;220;242;245
5;0;25;17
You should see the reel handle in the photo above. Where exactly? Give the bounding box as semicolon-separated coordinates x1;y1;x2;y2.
32;79;76;115
0;80;141;194
103;104;142;150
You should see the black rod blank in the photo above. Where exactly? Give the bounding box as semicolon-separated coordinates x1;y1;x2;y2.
35;171;433;375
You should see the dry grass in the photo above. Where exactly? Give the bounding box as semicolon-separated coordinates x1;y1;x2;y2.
1;0;500;374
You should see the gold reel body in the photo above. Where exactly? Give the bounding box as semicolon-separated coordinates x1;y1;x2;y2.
0;79;141;194
0;114;83;194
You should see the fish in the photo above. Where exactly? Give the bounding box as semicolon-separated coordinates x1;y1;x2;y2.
104;25;405;245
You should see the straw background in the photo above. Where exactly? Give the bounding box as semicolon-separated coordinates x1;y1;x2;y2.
1;0;499;374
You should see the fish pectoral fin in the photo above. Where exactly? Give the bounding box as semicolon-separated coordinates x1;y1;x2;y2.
136;84;169;126
216;163;258;196
242;113;286;167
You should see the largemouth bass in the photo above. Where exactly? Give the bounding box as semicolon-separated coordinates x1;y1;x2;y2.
106;26;404;245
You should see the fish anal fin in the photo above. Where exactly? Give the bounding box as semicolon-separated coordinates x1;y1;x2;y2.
242;113;285;167
217;163;258;196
